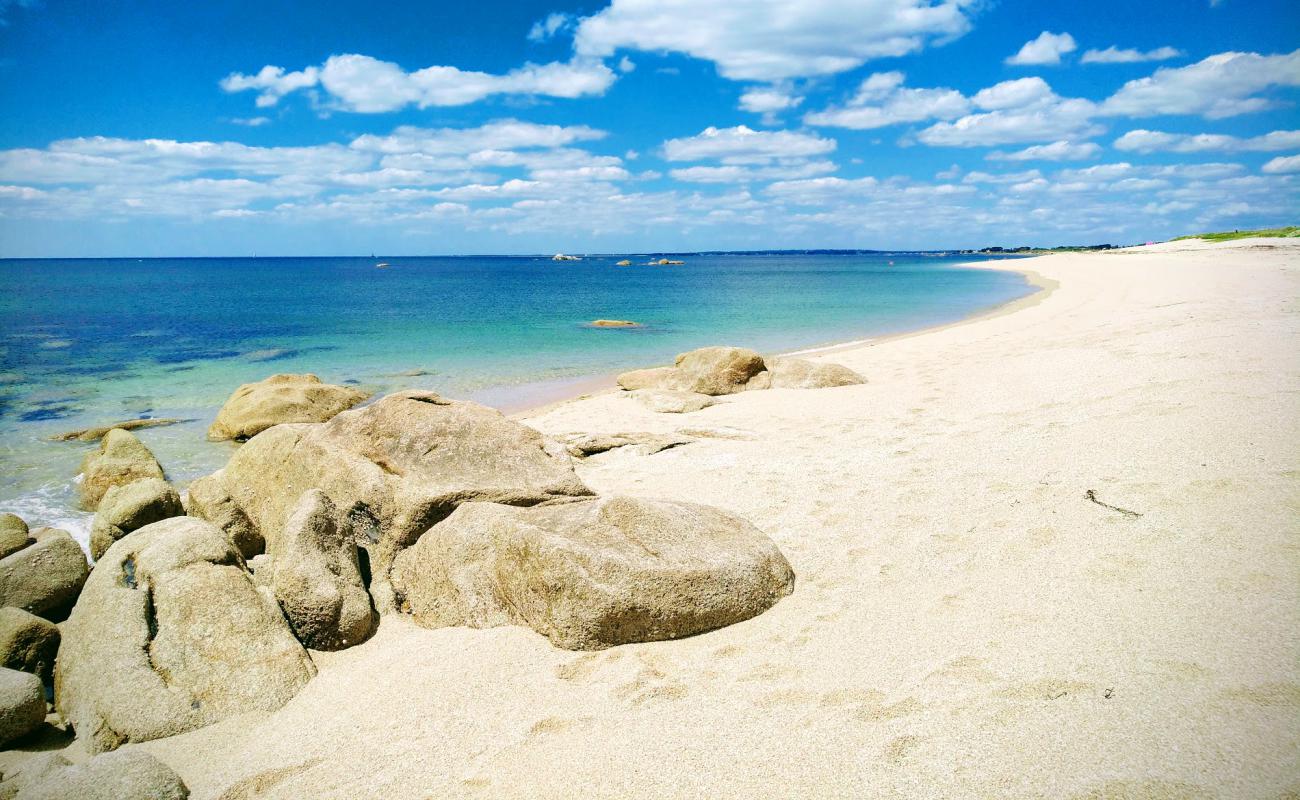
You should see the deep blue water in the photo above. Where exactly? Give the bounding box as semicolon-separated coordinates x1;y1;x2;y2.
0;252;1032;538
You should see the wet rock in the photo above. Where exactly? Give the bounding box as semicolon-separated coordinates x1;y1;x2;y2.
78;429;165;511
207;373;368;442
391;495;795;650
49;418;185;443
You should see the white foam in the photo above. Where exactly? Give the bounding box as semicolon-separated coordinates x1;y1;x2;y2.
0;482;93;554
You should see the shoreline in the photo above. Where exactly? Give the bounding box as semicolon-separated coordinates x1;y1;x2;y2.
508;258;1055;419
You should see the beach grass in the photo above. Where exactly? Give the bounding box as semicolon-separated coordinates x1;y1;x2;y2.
1172;225;1299;242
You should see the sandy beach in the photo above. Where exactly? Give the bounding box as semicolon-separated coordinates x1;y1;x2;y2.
10;237;1297;798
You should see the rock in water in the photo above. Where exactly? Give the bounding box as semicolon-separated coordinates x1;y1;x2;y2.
184;471;264;558
207;373;368;442
78;429;165;511
0;667;44;746
89;478;184;560
7;750;188;800
270;490;375;650
0;514;30;559
49;418;185;443
629;389;717;414
391;495;795;650
0;608;60;684
55;517;315;752
218;391;592;610
0;530;89;622
766;357;866;389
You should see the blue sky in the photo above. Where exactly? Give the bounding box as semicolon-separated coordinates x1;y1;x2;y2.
0;0;1297;256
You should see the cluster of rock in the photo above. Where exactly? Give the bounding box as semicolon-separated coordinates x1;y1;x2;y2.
614;346;865;413
0;367;797;789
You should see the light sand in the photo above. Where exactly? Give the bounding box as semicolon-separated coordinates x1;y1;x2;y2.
56;239;1300;797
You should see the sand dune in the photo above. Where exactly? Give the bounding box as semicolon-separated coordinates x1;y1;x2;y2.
78;238;1300;798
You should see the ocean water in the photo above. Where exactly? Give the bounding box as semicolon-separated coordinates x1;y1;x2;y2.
0;252;1032;543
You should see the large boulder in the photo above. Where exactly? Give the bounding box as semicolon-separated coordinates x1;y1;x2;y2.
217;391;592;610
7;750;188;800
184;471;264;558
78;429;164;511
766;357;866;389
391;495;795;650
89;478;184;560
615;347;766;396
0;667;44;746
268;490;375;650
55;517;315;752
0;608;59;684
207;373;368;442
0;530;89;621
0;514;30;559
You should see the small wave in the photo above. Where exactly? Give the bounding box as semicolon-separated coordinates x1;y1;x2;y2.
0;482;93;555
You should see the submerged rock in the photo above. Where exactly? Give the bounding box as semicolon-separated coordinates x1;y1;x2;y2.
55;517;315;752
217;391;592;610
0;530;89;622
630;389;717;414
589;319;641;328
766;357;866;389
0;608;60;684
184;470;264;559
7;750;189;800
89;478;184;560
207;373;368;442
0;667;44;746
0;514;30;559
50;418;185;443
269;490;375;651
391;495;795;650
78;429;165;511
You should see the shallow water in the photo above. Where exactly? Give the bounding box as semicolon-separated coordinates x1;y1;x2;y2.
0;252;1032;543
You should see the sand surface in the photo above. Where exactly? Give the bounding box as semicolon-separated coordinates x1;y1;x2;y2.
43;238;1300;797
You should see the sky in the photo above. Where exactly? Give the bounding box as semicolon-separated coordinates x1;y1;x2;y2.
0;0;1297;256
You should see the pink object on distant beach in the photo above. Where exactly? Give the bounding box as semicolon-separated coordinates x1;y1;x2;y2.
1145;241;1154;246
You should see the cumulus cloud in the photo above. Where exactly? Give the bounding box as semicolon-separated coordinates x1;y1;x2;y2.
573;0;977;82
1100;49;1300;119
1081;45;1183;64
739;86;803;114
917;78;1101;146
987;141;1102;161
1262;155;1300;174
803;71;969;129
1006;32;1077;66
669;161;837;183
661;125;836;164
1114;128;1300;153
223;54;615;112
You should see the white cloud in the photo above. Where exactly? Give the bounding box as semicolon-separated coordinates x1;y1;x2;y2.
618;56;636;73
573;0;976;82
669;161;837;183
987;141;1102;161
219;65;320;108
803;71;969;129
1262;155;1300;174
918;78;1101;146
1114;128;1300;153
1081;46;1183;64
230;116;271;127
739;86;803;114
223;54;615;112
1100;49;1300;119
350;120;606;154
1006;32;1077;66
661;125;836;164
527;12;574;42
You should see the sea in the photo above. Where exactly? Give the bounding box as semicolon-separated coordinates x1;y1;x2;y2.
0;252;1033;546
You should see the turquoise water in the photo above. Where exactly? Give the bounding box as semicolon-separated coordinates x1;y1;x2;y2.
0;252;1032;541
